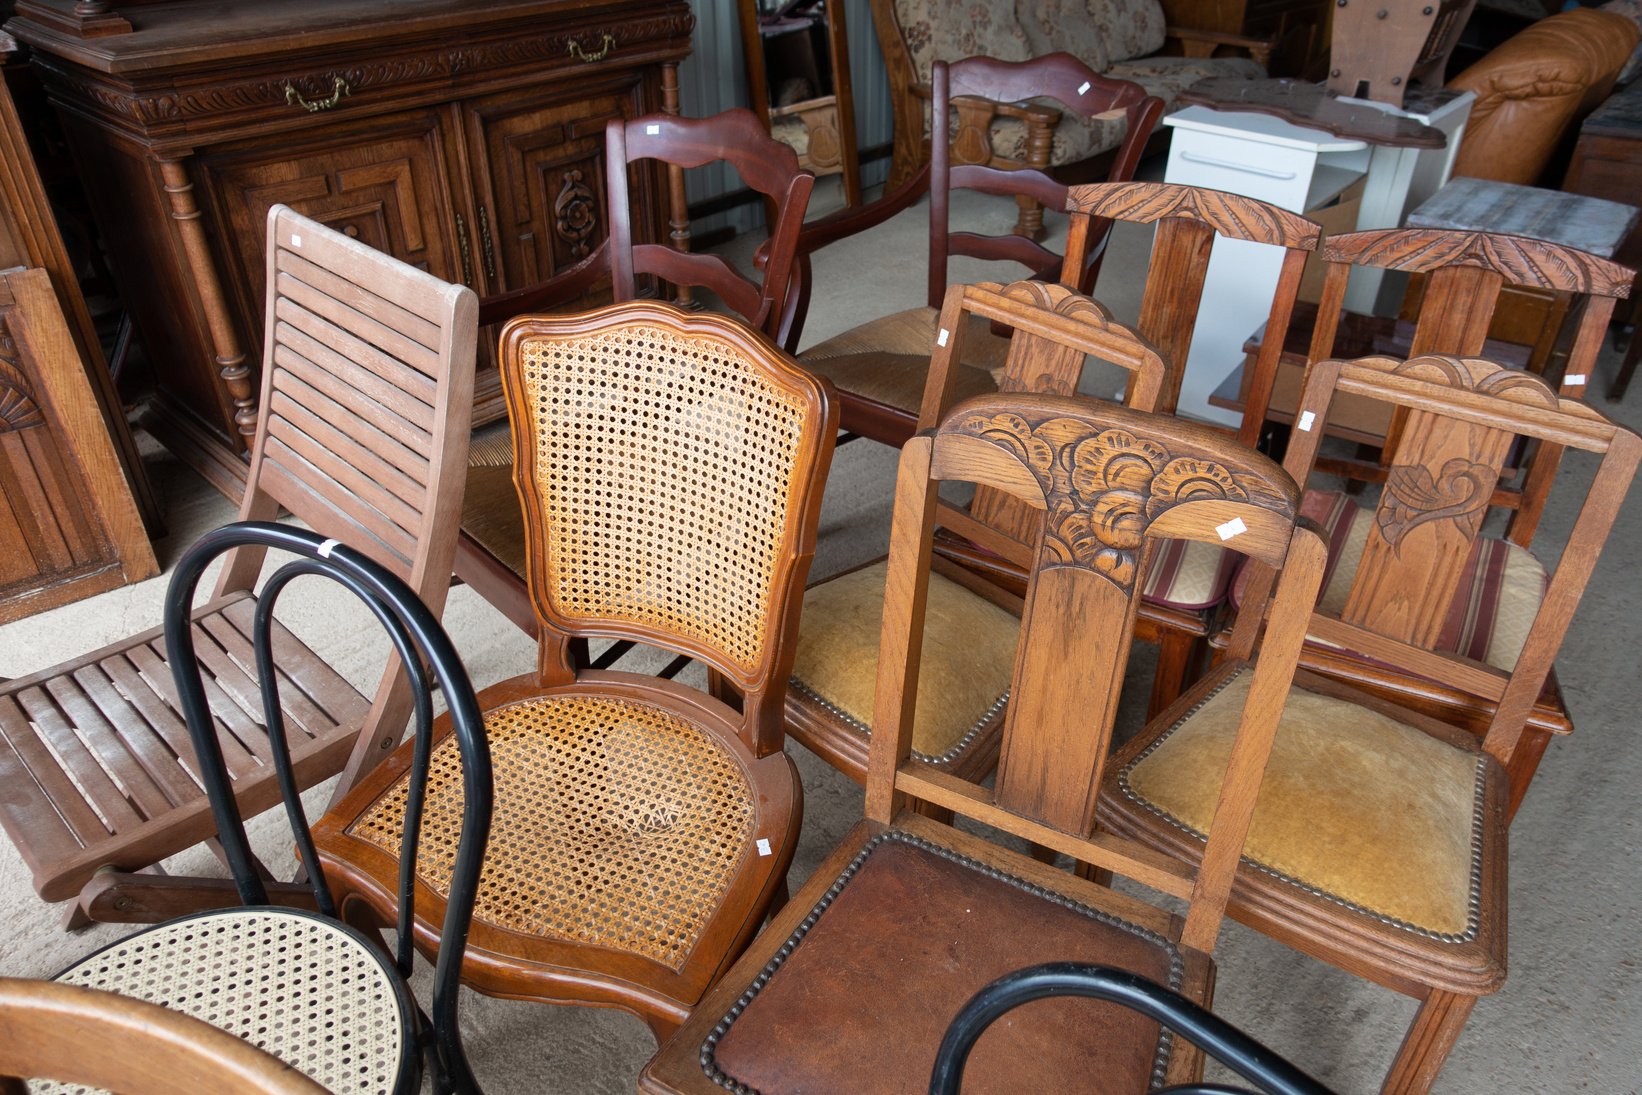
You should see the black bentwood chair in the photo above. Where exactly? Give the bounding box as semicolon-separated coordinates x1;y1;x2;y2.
40;523;493;1095
931;964;1334;1095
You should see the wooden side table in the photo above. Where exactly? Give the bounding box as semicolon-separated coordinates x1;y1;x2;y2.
1563;82;1642;400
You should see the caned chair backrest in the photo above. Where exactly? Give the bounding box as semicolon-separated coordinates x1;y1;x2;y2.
498;301;838;756
1063;181;1323;424
1241;353;1641;770
867;394;1327;951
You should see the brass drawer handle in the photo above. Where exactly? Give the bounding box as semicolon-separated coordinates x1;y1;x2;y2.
568;33;615;63
478;205;496;281
455;212;474;286
283;75;350;113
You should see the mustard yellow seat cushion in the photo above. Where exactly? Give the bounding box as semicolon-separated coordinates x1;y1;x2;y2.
798;307;1009;416
789;561;1020;761
1117;671;1489;938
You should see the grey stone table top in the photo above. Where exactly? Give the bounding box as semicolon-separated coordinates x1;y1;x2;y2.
1408;176;1640;258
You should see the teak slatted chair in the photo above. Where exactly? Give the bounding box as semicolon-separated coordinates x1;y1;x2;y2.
316;300;837;1042
0;206;476;926
784;277;1166;783
1229;227;1636;794
639;392;1329;1094
457;108;815;636
0;978;329;1095
1102;354;1642;1095
37;523;494;1095
777;54;1162;446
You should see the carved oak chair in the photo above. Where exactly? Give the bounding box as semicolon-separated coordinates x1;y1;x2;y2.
317;301;837;1042
37;522;494;1095
639;393;1328;1094
0;979;329;1095
1231;227;1636;794
0;206;476;926
779;54;1162;447
1102;354;1641;1094
457;108;815;635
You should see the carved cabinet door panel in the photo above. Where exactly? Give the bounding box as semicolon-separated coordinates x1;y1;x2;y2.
196;106;465;349
0;268;157;623
459;81;653;294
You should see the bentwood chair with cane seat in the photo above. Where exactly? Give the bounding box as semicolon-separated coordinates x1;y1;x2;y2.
0;206;475;926
784;277;1165;783
0;979;329;1095
776;54;1162;447
1101;354;1641;1094
41;522;494;1095
1227;228;1637;804
318;300;836;1041
457;108;815;636
640;393;1328;1093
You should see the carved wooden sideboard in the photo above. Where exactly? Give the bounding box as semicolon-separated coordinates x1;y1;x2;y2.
6;0;694;495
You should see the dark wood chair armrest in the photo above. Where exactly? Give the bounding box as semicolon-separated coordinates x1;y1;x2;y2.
476;245;610;327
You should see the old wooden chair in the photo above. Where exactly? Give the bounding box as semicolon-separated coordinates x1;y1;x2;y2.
457;108;815;636
785;277;1165;782
0;206;476;926
1230;227;1636;794
639;393;1328;1093
779;54;1162;447
316;300;837;1042
1103;354;1640;1094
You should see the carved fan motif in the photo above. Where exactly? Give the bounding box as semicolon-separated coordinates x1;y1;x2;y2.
1378;458;1493;549
953;411;1251;590
1321;228;1634;295
1064;181;1320;247
0;335;43;433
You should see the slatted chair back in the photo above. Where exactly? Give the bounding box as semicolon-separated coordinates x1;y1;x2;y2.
866;393;1326;952
1063;181;1323;423
1282;227;1634;545
1237;354;1641;790
498;300;837;757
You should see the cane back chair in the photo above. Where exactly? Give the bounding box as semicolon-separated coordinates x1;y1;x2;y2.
1103;354;1641;1093
640;393;1328;1093
457;108;815;635
785;277;1165;783
318;300;837;1041
43;522;494;1095
779;54;1162;447
0;206;476;925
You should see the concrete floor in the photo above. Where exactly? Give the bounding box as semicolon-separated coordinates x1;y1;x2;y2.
2;175;1640;1092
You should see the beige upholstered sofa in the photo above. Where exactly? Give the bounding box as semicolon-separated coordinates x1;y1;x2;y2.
872;0;1270;234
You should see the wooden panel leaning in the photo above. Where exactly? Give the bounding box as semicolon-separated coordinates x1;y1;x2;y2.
459;108;815;637
0;205;476;925
1101;354;1641;1094
316;300;837;1043
0;978;328;1095
640;393;1328;1094
784;277;1166;784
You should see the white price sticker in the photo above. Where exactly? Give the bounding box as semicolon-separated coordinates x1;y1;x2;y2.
290;234;302;249
936;328;950;347
1297;411;1316;432
1078;81;1092;95
317;538;342;558
1565;374;1587;386
646;124;660;135
1216;517;1247;541
756;838;772;857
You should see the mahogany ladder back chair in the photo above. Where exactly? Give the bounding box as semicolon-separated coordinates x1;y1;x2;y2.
784;277;1166;783
640;393;1328;1094
319;300;837;1042
779;54;1162;446
0;979;329;1095
1103;354;1641;1094
457;108;815;635
0;205;476;926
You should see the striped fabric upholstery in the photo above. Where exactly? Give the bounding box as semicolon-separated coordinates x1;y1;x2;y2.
1141;540;1240;612
1232;489;1550;669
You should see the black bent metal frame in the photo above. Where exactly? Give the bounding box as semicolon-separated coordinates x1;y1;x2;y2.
163;521;495;1094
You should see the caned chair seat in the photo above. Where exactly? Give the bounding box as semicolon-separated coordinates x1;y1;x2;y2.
459;427;526;584
686;820;1195;1095
786;562;1018;777
800;307;1008;419
347;688;763;970
47;907;413;1095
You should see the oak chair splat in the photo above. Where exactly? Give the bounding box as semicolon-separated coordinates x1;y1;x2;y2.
640;392;1327;1095
1104;353;1641;1094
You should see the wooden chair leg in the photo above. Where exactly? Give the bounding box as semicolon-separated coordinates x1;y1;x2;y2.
1148;630;1200;720
1381;989;1477;1095
1504;724;1554;822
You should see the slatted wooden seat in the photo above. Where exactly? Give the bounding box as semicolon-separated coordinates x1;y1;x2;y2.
0;205;476;925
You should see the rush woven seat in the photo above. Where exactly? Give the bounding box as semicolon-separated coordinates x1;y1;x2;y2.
639;393;1329;1095
0;206;476;927
320;300;837;1043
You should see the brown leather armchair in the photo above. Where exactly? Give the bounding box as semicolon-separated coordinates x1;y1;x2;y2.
1448;7;1641;185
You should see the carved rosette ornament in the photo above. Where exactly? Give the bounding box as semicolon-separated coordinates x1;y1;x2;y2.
554;170;597;259
952;411;1251;591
